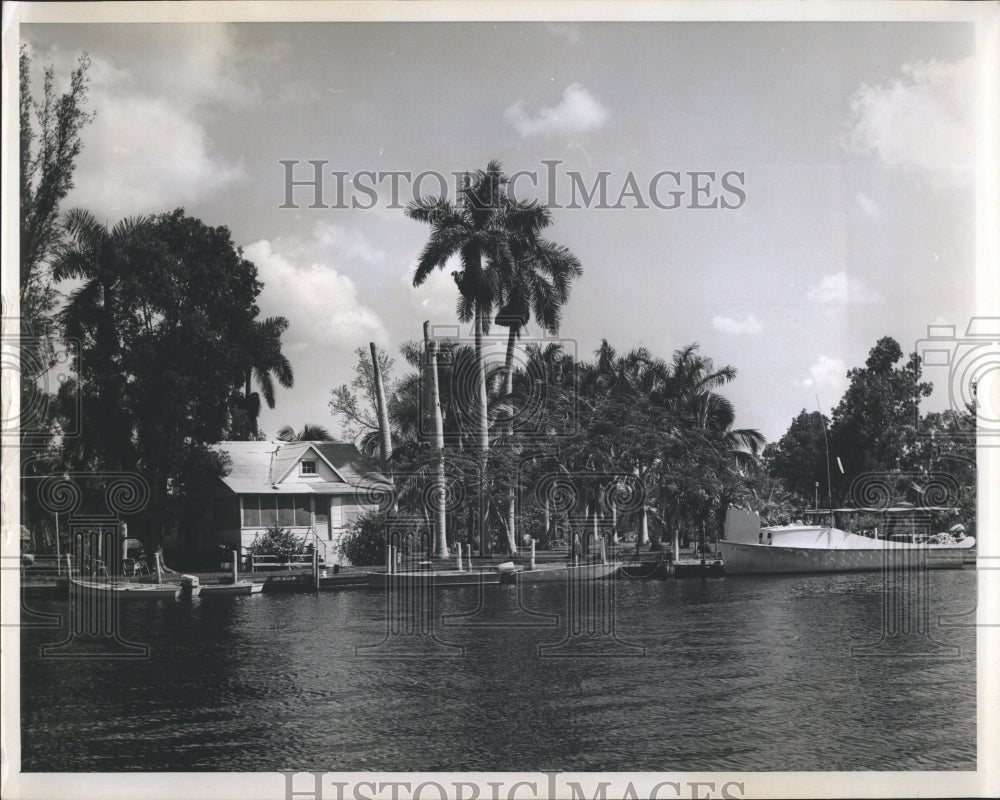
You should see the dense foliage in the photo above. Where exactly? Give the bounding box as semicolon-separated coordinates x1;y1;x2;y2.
249;525;308;562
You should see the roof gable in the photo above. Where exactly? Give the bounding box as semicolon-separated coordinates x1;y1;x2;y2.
210;440;389;495
272;442;345;484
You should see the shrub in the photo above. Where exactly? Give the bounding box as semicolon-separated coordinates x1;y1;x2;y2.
248;525;306;562
340;510;427;567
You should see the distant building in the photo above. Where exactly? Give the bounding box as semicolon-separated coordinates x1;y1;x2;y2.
205;440;389;565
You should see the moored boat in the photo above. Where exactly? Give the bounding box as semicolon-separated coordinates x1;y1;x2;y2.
507;561;621;584
70;577;182;600
199;580;264;597
720;508;975;575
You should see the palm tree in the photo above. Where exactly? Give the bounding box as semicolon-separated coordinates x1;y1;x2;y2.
52;209;152;470
406;161;518;555
276;424;333;442
493;213;582;552
234;316;294;438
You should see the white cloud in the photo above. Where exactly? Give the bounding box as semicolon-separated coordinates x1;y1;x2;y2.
67;90;245;215
856;192;880;218
806;271;882;305
244;239;388;351
846;57;973;176
29;34;252;216
313;222;387;266
712;313;762;335
505;83;609;138
400;262;460;319
801;355;847;392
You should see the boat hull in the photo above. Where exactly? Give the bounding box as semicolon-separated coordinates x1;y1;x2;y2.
368;570;501;588
513;562;621;583
720;540;972;575
199;580;263;596
70;578;181;600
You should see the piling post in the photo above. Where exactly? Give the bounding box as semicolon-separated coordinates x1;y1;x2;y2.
530;539;536;570
456;542;464;572
312;544;319;592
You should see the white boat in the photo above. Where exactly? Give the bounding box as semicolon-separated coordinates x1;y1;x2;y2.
70;577;181;600
199;580;264;597
720;508;976;575
506;561;621;584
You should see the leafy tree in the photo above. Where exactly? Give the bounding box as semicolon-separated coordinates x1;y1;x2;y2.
18;48;95;537
20;47;94;337
764;410;833;506
329;345;395;453
54;209;264;552
829;337;931;498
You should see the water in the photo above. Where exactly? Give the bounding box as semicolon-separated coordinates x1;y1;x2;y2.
20;570;976;772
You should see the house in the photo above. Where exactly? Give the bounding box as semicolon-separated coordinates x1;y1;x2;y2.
205;440;389;565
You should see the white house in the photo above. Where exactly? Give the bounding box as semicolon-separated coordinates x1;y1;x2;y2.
205;440;389;564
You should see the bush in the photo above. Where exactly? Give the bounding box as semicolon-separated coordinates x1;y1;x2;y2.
340;510;427;567
248;525;306;562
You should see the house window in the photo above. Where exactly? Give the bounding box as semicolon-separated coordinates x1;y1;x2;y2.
294;495;312;526
260;495;277;527
301;460;317;475
278;495;295;527
242;496;262;528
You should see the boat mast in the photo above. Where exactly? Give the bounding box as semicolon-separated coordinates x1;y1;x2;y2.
815;395;834;528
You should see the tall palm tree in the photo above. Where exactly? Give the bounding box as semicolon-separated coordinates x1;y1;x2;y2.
405;161;518;555
276;424;333;442
235;316;294;438
493;213;582;552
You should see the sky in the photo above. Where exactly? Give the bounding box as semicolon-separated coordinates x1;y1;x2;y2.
19;18;979;443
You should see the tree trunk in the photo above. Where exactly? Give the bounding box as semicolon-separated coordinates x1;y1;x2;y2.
474;302;490;556
503;324;518;554
640;505;650;547
370;342;393;472
424;323;448;559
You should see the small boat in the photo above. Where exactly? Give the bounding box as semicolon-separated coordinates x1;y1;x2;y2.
199;580;264;597
70;577;181;600
368;569;501;588
506;561;621;584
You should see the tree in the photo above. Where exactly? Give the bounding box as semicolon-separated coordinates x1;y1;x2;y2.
18;48;94;530
20;47;94;335
54;209;264;556
276;424;334;442
764;410;832;506
329;345;395;455
829;337;931;499
230;316;294;439
51;210;153;471
493;212;582;553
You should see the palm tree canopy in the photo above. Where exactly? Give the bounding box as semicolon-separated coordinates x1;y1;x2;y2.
276;423;333;442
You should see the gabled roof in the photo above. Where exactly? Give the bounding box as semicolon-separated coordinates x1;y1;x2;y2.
269;442;345;484
211;440;389;496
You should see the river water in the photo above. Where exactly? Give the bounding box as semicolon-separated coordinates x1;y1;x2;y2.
20;570;976;772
